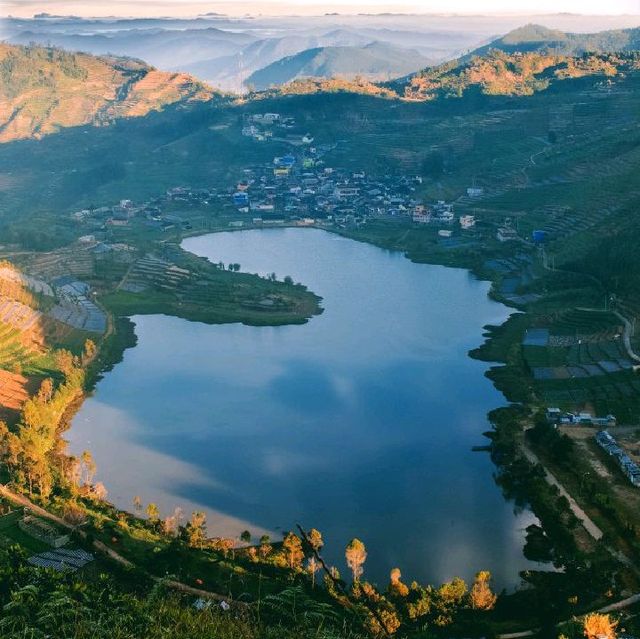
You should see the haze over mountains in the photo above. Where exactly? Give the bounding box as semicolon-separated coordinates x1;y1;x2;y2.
247;42;431;90
4;19;640;144
3;13;640;91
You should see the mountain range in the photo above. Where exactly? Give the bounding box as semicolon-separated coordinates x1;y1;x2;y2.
246;42;431;90
11;14;639;92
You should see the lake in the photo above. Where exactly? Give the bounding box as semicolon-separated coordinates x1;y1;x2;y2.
68;228;542;588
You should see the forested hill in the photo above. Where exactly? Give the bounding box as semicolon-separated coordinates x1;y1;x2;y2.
401;50;637;101
4;43;640;143
470;23;640;58
0;44;217;143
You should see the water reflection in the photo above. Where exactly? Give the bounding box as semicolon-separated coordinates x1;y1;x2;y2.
69;228;544;588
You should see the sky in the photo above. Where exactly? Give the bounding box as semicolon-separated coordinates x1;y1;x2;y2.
2;0;640;17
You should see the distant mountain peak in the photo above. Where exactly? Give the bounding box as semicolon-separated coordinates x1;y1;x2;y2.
500;24;568;44
470;23;640;58
246;42;430;91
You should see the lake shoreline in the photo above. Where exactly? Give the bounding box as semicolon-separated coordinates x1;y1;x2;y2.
69;226;544;588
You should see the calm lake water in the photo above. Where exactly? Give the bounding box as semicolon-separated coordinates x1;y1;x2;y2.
69;228;543;588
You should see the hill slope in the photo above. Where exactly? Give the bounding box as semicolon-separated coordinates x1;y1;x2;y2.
0;44;216;142
472;23;640;57
401;50;627;101
247;42;430;90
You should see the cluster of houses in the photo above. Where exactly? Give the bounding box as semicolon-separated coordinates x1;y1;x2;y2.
71;194;211;242
227;150;478;232
241;112;313;145
67;132;488;240
412;201;476;230
229;150;419;227
596;430;640;487
545;407;617;427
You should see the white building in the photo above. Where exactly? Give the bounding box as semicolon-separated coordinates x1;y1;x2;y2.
459;214;476;229
497;226;518;242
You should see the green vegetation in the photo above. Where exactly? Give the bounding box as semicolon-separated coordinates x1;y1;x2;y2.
100;246;320;327
402;50;628;101
0;544;359;639
3;36;640;638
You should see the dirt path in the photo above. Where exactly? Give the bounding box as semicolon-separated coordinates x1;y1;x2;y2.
0;484;242;605
520;437;604;540
613;310;640;363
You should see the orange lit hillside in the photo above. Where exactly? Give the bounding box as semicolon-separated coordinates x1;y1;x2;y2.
0;44;216;142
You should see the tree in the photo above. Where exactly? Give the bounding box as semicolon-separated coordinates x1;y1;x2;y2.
259;534;272;560
470;571;497;610
284;275;293;285
307;528;324;553
186;511;207;549
62;455;82;491
37;378;54;403
388;567;409;598
307;556;320;588
63;502;87;526
282;532;304;570
211;537;235;558
0;420;9;454
345;538;367;582
146;502;160;522
133;495;142;513
240;530;251;544
81;450;96;485
162;507;183;537
434;577;468;626
4;432;22;470
83;339;97;365
583;613;617;639
54;350;75;378
90;481;108;502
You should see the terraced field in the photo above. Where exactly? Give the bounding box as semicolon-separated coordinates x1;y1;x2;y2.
518;309;640;419
119;254;190;294
0;370;29;412
0;322;40;372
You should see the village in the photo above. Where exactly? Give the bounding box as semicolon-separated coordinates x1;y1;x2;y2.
68;113;486;243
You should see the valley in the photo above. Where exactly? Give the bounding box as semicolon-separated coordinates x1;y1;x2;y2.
1;14;640;638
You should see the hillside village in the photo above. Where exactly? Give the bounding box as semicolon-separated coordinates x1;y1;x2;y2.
69;113;486;240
